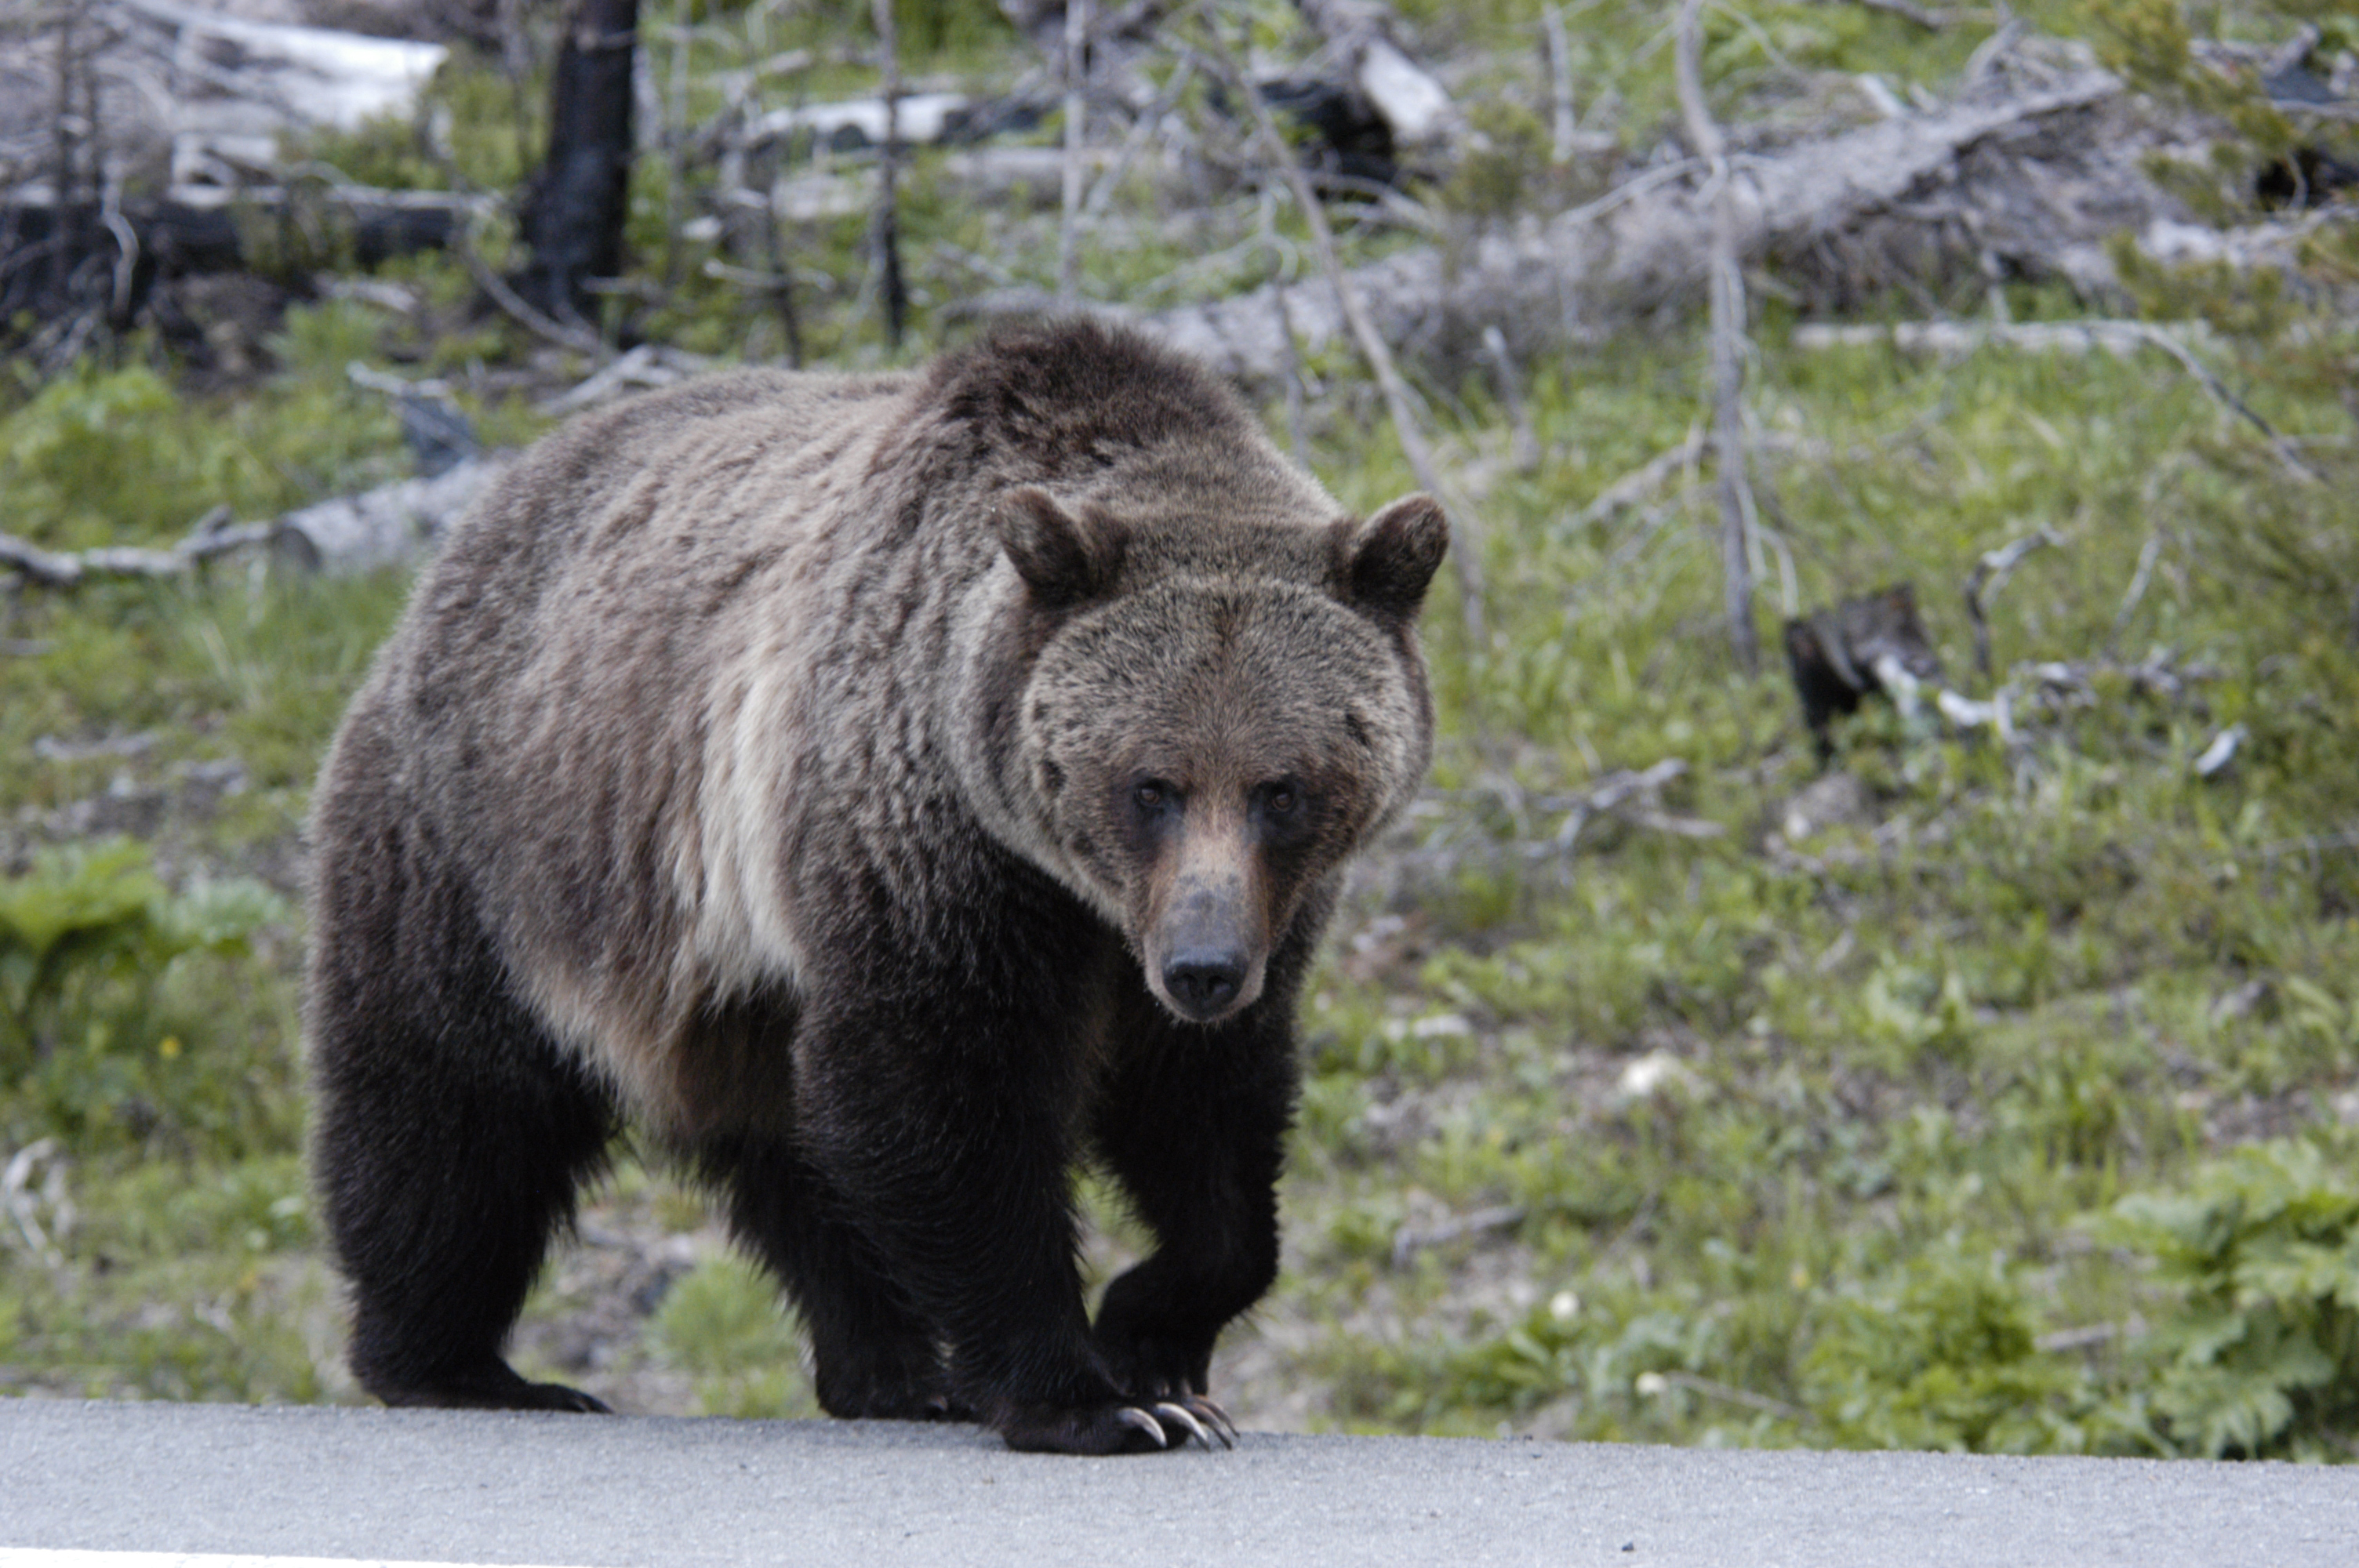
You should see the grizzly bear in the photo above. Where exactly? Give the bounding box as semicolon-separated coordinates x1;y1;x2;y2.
305;319;1446;1454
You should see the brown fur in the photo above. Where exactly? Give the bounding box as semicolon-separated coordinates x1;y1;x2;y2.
307;319;1445;1450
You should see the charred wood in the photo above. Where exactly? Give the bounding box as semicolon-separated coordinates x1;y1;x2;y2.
514;0;638;328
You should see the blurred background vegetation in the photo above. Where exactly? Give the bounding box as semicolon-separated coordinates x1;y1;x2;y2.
2;0;2354;1461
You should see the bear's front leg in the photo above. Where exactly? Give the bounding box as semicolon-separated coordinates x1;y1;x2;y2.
1090;973;1297;1411
791;932;1227;1454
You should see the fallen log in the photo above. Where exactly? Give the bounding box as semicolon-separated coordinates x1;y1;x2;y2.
0;187;485;326
269;454;511;574
0;454;510;591
1133;65;2143;381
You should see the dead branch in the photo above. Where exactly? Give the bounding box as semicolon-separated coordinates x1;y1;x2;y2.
2;1139;71;1271
2110;528;2165;652
1199;9;1488;651
1474;758;1724;855
1677;0;1759;673
1390;1203;1524;1268
2120;323;2324;486
1657;1370;1816;1425
1791;320;2212;355
1058;0;1089;303
0;517;256;590
452;217;611;361
0;458;514;592
1963;525;2063;678
1573;431;1707;528
1259;196;1316;468
1832;0;1953;30
1085;53;1195;216
1479;325;1540;474
536;343;712;416
1541;4;1577;163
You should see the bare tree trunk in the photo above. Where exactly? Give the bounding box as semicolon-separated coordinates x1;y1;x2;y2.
517;0;640;329
42;1;108;325
49;2;88;307
1058;0;1089;303
869;0;907;348
1677;0;1758;673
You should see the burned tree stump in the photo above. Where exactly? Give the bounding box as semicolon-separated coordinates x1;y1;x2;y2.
1783;584;1944;764
515;0;639;329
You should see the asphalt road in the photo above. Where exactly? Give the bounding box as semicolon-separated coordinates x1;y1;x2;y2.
2;1397;2354;1566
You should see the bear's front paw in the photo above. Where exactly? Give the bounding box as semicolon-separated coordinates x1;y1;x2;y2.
996;1394;1236;1454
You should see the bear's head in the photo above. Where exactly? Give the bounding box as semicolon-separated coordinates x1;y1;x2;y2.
994;485;1447;1025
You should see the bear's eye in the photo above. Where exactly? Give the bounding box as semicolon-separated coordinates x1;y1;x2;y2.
1132;779;1175;814
1264;783;1299;815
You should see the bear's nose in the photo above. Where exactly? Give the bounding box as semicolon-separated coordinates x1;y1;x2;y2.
1163;949;1247;1019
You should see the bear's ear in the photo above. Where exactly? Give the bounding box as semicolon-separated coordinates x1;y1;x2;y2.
996;486;1129;609
1333;493;1449;621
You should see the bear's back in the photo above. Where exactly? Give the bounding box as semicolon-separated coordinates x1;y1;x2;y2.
333;368;925;1094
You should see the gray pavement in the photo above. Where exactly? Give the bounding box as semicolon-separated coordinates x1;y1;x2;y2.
2;1397;2354;1566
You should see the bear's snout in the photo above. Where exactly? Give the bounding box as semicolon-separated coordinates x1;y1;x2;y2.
1147;877;1267;1025
1163;945;1249;1018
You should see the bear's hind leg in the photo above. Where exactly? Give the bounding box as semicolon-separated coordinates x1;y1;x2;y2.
316;1009;617;1411
700;1134;966;1421
309;785;617;1412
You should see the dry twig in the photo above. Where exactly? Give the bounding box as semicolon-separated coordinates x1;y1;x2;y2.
452;217;611;361
1541;4;1578;162
1481;326;1542;474
1391;1203;1525;1269
1963;525;2063;678
1;508;271;590
1572;430;1707;529
1834;0;1951;30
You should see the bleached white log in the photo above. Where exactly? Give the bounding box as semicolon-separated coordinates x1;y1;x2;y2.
1358;38;1453;146
747;93;970;150
123;0;447;131
271;456;512;575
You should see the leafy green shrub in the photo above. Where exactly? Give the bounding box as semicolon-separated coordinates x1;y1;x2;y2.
2;840;173;1064
1;839;290;1147
0;307;409;552
0;361;205;548
2099;1138;2359;1460
1801;1247;2127;1454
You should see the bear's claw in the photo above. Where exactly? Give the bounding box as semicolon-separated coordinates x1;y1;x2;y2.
1116;1406;1169;1447
1154;1401;1214;1448
1152;1394;1235;1449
